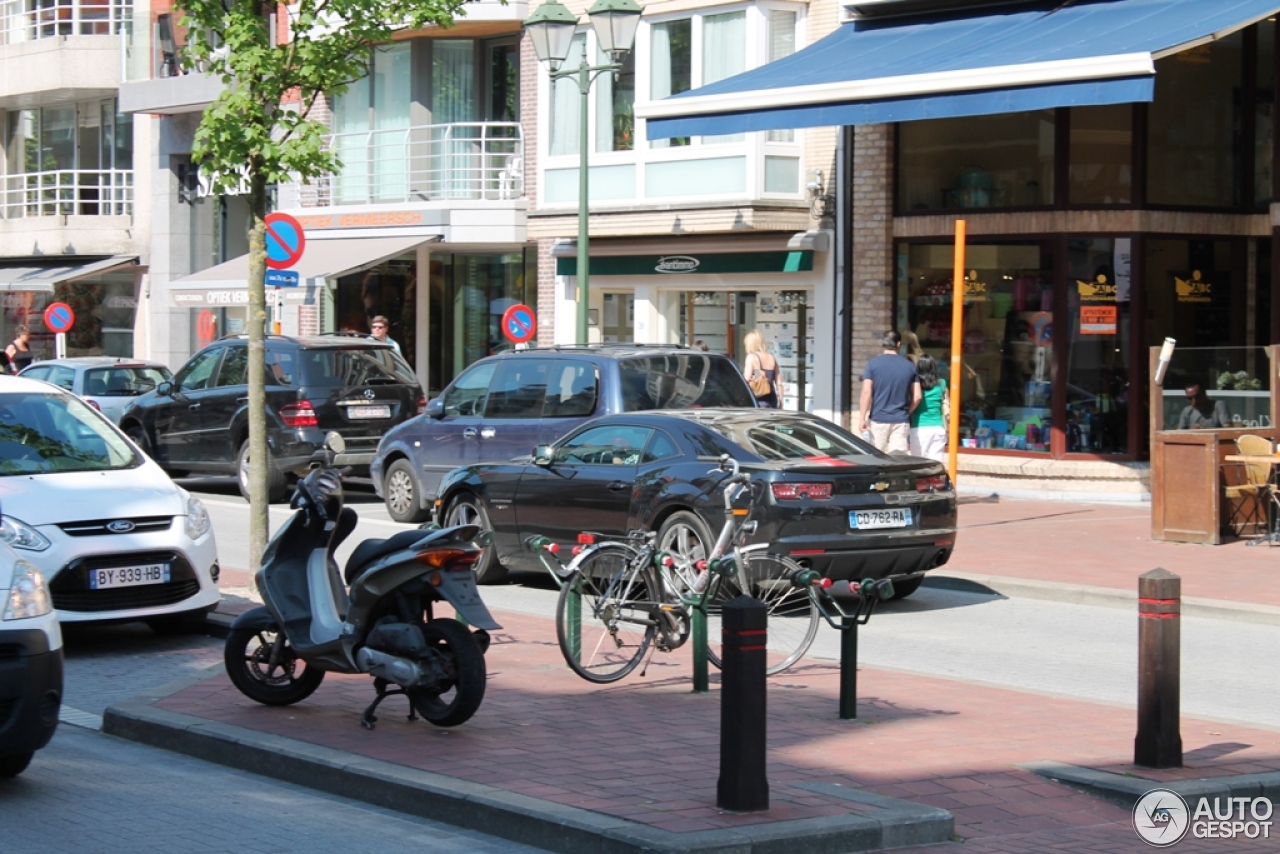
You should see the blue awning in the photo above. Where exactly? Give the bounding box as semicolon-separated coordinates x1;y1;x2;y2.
640;0;1280;139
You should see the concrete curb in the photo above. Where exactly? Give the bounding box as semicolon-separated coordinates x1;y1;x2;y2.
1023;761;1280;804
923;573;1280;626
102;697;953;854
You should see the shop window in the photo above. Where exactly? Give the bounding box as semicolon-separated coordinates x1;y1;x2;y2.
897;110;1055;212
1065;238;1130;455
1068;104;1132;205
1147;33;1243;208
898;242;1053;453
1144;238;1244;350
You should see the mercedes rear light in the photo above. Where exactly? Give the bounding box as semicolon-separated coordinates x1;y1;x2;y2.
771;482;833;500
280;400;318;428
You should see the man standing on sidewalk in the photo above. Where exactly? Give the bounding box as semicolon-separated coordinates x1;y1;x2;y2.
859;330;921;453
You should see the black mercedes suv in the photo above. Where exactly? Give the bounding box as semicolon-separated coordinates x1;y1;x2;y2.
119;335;423;502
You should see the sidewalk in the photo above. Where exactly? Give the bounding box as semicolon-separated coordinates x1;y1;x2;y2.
104;496;1280;853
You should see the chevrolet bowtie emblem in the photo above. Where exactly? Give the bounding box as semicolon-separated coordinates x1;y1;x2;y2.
870;482;889;492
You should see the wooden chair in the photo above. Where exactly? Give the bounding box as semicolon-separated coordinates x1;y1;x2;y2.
1225;434;1274;538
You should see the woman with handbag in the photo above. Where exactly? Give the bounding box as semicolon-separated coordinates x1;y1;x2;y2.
743;329;779;408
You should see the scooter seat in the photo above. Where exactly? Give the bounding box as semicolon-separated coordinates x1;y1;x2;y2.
345;528;434;585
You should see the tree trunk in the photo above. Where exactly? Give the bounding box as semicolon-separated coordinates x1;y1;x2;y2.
247;171;270;576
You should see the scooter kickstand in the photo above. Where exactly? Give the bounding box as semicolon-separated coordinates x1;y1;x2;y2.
360;678;392;729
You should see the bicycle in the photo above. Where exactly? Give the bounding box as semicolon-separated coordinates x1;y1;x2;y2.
529;455;819;683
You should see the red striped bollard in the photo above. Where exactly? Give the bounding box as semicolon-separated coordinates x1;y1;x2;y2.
717;595;769;812
1134;567;1182;768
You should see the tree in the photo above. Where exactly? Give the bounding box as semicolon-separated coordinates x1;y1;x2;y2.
180;0;467;566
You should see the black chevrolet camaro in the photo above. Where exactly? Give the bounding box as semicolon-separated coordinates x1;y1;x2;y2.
432;408;958;597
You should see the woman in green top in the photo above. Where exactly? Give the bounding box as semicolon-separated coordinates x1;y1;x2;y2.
909;355;950;463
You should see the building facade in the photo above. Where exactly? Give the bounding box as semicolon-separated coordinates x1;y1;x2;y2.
0;0;148;362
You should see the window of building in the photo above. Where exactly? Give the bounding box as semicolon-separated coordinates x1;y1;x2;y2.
4;99;132;217
550;34;587;156
650;18;692;149
765;9;797;144
898;241;1054;453
1068;104;1132;205
897;110;1055;212
1147;32;1244;207
595;45;636;151
1255;20;1275;207
332;43;412;203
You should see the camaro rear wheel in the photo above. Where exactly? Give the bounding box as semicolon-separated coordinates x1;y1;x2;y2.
444;493;506;583
224;625;325;705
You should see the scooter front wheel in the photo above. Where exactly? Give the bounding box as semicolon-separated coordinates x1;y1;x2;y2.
408;619;487;727
225;625;326;706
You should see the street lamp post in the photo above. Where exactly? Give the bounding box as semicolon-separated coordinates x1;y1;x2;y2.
526;0;642;345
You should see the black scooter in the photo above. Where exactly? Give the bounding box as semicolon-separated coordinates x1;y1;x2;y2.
223;447;501;728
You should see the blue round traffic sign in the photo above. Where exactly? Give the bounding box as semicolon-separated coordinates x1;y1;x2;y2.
502;304;537;344
43;301;75;334
264;212;306;270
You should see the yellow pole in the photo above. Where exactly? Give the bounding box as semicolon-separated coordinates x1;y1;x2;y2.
947;220;966;485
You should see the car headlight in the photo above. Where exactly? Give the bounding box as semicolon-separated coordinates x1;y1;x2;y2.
185;496;211;540
0;516;52;551
4;558;52;620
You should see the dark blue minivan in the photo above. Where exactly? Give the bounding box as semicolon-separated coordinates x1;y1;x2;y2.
370;345;756;523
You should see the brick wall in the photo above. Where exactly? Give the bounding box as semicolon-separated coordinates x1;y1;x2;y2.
850;123;895;407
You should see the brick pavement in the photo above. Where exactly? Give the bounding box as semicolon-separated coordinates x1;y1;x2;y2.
154;495;1280;852
139;606;1280;853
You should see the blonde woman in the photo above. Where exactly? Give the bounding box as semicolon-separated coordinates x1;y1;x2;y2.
743;329;779;408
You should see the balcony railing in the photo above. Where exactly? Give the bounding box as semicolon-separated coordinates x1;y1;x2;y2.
2;170;133;218
278;122;525;208
1;0;130;44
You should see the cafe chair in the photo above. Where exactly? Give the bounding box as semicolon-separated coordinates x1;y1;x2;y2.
1224;434;1275;539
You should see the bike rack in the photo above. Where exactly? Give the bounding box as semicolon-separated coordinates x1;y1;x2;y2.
791;569;895;720
525;533;720;693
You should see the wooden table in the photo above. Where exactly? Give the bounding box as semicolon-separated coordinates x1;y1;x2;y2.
1224;454;1280;545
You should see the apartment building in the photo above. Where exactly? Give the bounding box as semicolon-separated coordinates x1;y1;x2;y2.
120;0;532;392
527;0;840;416
0;0;147;361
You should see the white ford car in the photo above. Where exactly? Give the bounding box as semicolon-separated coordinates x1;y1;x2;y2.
0;376;220;630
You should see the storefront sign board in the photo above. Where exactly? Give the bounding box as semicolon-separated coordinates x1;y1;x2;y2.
1080;304;1117;335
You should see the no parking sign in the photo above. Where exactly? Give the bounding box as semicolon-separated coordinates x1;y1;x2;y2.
501;304;537;344
44;301;75;359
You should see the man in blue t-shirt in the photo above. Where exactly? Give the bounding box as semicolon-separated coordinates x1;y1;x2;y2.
859;330;921;453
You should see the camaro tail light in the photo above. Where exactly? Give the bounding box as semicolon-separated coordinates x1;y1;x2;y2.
771;482;833;500
916;474;948;493
280;400;318;428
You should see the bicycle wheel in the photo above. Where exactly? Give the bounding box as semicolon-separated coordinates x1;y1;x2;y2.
556;543;659;683
703;552;819;676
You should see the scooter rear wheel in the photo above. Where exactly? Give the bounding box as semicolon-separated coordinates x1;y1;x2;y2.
225;625;326;706
408;619;487;727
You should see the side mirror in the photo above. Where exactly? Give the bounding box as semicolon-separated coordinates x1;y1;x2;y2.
533;444;554;466
425;397;445;419
156;381;173;396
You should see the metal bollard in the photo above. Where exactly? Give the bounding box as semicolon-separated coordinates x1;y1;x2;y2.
1135;567;1182;768
691;605;709;693
717;595;769;812
839;618;858;720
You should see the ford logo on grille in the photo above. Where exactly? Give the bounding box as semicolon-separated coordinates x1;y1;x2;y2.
106;519;136;533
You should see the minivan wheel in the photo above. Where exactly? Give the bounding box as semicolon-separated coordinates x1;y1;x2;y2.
384;459;429;524
238;439;287;504
445;493;507;584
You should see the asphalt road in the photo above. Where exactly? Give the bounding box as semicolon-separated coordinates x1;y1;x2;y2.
191;479;1280;731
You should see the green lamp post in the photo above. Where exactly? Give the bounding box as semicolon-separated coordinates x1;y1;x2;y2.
526;0;642;345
